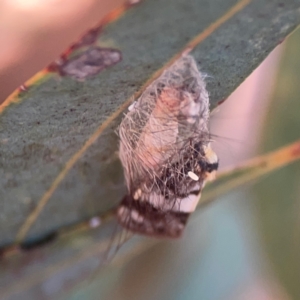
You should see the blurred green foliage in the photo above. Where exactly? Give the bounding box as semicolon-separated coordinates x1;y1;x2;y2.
255;27;300;299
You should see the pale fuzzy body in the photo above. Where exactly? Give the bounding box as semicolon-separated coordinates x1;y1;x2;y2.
119;55;209;190
117;55;218;238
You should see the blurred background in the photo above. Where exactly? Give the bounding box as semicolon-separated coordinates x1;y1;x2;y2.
1;1;300;299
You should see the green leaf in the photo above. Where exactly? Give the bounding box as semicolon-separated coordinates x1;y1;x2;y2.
1;0;299;248
254;27;300;299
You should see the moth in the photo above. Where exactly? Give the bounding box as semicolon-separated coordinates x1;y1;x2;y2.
117;55;218;238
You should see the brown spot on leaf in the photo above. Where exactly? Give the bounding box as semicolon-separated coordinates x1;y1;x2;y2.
59;47;122;80
46;1;140;76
